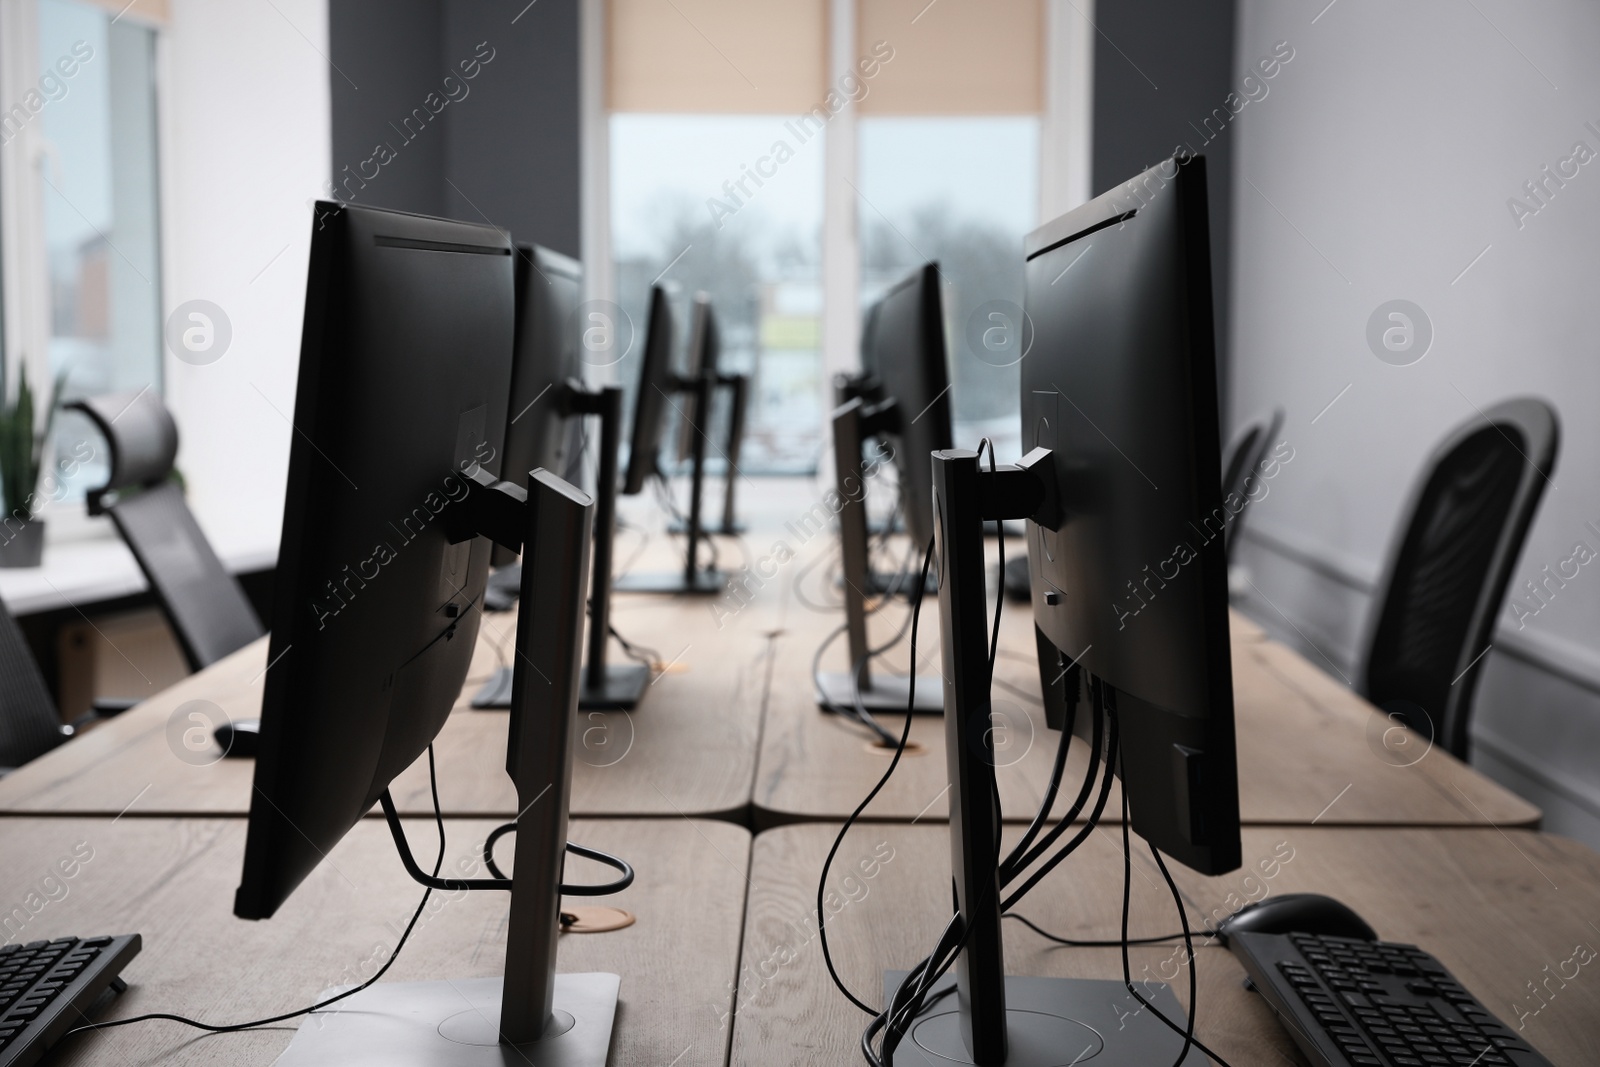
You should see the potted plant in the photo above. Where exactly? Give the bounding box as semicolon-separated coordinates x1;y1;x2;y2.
0;364;67;568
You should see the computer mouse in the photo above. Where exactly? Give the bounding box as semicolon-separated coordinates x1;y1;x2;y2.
214;718;261;759
1216;893;1378;944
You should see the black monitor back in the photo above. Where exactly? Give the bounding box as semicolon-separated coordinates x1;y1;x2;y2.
623;285;676;494
866;262;952;548
503;245;583;490
676;294;719;463
236;203;514;919
1022;158;1239;874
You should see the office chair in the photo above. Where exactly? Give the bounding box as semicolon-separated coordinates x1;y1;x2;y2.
1221;406;1284;561
1358;398;1557;762
67;390;263;672
0;594;134;774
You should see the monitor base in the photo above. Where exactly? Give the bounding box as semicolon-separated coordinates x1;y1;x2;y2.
613;568;728;595
474;662;652;710
838;570;939;597
882;972;1210;1065
275;974;619;1066
578;662;651;710
817;671;945;715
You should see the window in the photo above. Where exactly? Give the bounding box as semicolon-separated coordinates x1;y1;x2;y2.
1;0;164;507
610;114;825;473
602;0;1053;472
858;116;1039;460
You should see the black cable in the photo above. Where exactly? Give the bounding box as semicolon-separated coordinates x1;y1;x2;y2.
1000;682;1120;911
608;622;662;671
1116;718;1239;1067
1004;911;1189;947
816;537;936;1017
63;746;452;1040
1000;681;1105;887
1000;666;1076;878
479;822;635;896
977;438;1003;671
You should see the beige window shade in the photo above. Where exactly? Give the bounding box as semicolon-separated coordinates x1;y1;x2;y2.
858;0;1042;114
608;0;827;113
79;0;169;24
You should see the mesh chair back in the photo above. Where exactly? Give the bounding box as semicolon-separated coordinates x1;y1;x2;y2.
0;596;63;771
1221;407;1284;560
1359;398;1558;760
68;391;263;671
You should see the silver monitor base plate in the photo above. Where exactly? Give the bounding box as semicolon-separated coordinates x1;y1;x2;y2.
817;671;946;714
274;973;619;1066
882;972;1211;1065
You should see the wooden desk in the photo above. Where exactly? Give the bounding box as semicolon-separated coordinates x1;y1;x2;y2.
730;823;1600;1066
0;590;768;821
2;816;748;1067
751;580;1540;829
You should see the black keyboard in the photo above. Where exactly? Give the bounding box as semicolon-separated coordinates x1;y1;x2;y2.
0;935;140;1067
1229;930;1552;1067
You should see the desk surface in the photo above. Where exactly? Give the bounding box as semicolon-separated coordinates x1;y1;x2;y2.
4;816;748;1067
731;822;1600;1066
750;572;1541;828
0;541;1539;831
0;589;766;820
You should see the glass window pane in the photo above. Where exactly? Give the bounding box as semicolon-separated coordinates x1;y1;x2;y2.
858;115;1039;461
611;113;824;474
39;0;163;501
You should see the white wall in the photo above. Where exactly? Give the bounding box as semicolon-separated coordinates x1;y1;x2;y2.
159;0;330;555
1229;0;1600;848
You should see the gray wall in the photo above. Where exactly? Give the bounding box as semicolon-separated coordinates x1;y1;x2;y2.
328;0;447;215
327;0;580;256
1092;0;1237;372
1229;0;1600;848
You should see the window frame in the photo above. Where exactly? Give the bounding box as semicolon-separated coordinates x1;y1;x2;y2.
0;0;168;542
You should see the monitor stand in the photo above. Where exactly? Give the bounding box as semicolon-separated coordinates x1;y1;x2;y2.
614;373;728;596
277;470;618;1066
894;450;1209;1066
472;384;651;711
668;370;748;535
816;396;941;715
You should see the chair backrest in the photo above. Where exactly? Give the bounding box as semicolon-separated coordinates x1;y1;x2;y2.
1359;398;1558;761
68;390;264;671
1221;407;1284;560
0;594;64;772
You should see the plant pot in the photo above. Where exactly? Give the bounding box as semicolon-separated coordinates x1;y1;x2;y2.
0;519;45;568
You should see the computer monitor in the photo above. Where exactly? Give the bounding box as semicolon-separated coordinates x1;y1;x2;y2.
622;284;675;496
864;262;952;549
236;202;618;1062
816;263;951;716
615;286;728;594
880;156;1240;1065
675;292;719;464
501;245;583;504
473;244;649;711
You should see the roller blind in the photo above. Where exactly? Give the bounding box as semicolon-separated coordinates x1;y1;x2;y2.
608;0;827;113
79;0;169;24
858;0;1042;114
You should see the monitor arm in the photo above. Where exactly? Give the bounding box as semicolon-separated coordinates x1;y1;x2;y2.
928;446;1056;1065
430;469;615;1048
439;464;526;553
558;382;636;706
714;371;748;533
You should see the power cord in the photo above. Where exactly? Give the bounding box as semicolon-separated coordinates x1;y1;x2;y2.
816;537;937;1015
1004;912;1190;947
1115;707;1239;1067
63;745;453;1040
